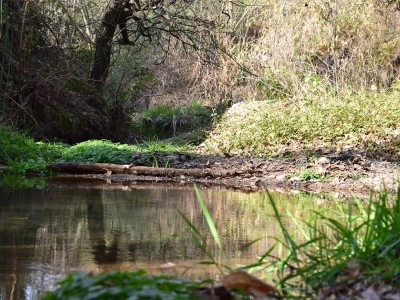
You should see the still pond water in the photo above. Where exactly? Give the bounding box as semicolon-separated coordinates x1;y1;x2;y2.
0;175;334;300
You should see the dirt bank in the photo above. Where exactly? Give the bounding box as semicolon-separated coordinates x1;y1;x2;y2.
52;148;400;197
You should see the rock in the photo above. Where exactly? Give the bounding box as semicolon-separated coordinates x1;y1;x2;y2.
316;157;331;165
275;174;286;181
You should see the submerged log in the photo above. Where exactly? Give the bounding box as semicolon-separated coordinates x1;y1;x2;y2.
49;162;258;178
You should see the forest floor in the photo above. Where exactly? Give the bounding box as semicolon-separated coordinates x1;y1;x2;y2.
56;147;400;198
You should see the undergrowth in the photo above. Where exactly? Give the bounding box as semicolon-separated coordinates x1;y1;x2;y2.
287;167;330;181
264;189;400;298
185;186;400;299
130;101;213;141
0;127;188;173
203;85;400;157
0;128;63;174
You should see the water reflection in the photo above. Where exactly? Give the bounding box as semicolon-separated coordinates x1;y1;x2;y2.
0;175;331;300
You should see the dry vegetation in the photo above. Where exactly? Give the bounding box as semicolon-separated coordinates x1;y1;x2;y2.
127;0;400;109
2;0;400;146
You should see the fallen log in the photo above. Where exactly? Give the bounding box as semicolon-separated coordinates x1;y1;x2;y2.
49;162;259;178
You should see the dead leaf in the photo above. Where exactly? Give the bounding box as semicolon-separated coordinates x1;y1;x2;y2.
262;142;270;147
222;271;279;299
336;259;360;282
316;286;332;300
159;262;177;271
359;286;380;300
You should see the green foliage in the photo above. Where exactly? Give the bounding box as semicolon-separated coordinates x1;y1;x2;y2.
61;140;135;163
0;126;188;173
255;69;292;100
262;190;400;298
0;127;64;174
42;270;200;300
131;102;213;141
204;89;400;156
61;139;184;165
288;167;330;181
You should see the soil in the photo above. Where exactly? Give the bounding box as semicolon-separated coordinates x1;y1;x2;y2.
65;147;400;198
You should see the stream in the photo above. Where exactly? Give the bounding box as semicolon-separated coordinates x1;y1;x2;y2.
0;174;335;300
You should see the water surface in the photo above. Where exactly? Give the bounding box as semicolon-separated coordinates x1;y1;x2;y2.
0;175;330;300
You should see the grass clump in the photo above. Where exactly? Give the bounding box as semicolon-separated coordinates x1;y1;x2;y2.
261;190;400;298
182;186;400;298
204;88;400;157
288;167;330;181
61;139;185;166
61;140;137;163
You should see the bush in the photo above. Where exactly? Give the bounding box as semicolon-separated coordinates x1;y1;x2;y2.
130;102;213;140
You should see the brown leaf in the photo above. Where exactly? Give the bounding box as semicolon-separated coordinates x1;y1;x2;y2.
337;259;360;282
359;286;380;300
222;271;279;299
262;142;270;147
159;262;177;271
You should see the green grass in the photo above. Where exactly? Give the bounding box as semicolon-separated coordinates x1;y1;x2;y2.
181;186;400;299
287;167;330;181
60;139;187;166
260;189;400;298
203;87;400;157
130;101;213;142
0;127;64;174
0;126;188;174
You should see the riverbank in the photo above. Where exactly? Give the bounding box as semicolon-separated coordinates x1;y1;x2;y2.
49;147;400;198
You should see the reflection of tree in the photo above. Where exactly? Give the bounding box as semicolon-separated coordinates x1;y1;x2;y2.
87;189;120;264
0;180;337;298
0;188;40;300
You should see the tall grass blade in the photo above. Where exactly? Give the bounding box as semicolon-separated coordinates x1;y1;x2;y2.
176;208;218;266
194;184;224;255
267;191;298;259
176;208;202;237
239;237;263;251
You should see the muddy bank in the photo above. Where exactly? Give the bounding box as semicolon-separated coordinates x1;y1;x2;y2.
50;149;400;197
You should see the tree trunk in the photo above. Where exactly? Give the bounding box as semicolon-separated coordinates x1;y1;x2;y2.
89;1;122;87
49;162;261;178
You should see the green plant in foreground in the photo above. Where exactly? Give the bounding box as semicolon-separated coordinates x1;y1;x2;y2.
181;186;400;298
264;190;400;298
177;185;229;273
42;270;201;300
